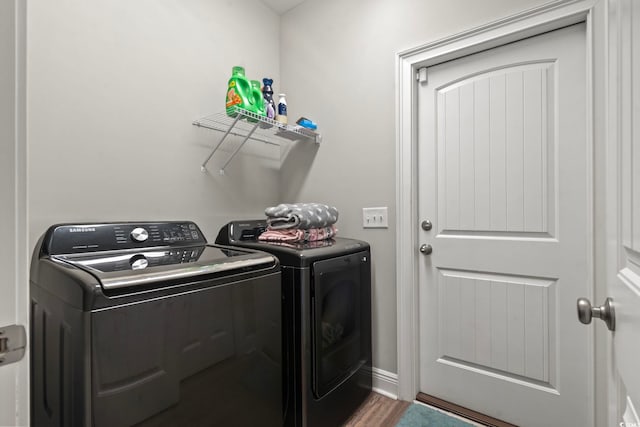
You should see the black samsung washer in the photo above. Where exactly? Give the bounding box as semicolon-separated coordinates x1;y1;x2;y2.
30;221;282;427
216;220;372;427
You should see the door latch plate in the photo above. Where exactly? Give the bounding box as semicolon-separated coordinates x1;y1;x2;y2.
0;324;26;366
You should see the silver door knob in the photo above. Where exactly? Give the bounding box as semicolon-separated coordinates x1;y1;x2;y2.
577;297;615;331
419;244;433;255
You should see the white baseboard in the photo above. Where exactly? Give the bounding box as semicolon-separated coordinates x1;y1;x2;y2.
372;367;399;400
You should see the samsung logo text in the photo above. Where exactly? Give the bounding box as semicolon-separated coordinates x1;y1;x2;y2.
69;228;96;233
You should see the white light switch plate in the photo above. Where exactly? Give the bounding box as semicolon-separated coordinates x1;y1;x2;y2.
363;207;388;228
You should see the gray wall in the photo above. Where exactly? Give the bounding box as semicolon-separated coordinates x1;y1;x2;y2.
25;0;559;380
280;0;551;374
27;0;282;248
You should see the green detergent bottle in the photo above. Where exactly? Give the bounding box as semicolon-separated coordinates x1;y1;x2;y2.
250;80;266;117
225;66;252;117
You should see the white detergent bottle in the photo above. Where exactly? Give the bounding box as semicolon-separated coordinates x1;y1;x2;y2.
276;93;287;124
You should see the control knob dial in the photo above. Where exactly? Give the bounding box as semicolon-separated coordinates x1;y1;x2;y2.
130;227;149;242
130;254;149;270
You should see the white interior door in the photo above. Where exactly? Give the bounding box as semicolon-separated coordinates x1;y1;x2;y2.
417;24;592;427
0;1;28;426
606;0;640;425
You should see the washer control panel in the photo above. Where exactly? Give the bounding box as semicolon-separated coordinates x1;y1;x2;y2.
45;221;207;254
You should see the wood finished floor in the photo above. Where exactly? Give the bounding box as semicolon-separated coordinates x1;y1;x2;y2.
343;392;411;427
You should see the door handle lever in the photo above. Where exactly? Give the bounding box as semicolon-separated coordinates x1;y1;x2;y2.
577;297;615;331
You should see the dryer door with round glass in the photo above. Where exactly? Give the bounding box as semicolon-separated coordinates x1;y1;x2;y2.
311;251;370;399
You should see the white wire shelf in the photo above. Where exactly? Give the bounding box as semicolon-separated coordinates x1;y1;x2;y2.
193;107;321;174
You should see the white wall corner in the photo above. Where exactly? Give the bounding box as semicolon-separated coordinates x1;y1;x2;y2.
372;367;399;400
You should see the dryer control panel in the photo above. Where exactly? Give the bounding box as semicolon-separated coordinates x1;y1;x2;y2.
217;220;267;243
44;221;207;255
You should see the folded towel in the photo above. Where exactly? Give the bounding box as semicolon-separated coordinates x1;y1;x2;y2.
253;239;334;249
265;203;339;230
258;225;337;243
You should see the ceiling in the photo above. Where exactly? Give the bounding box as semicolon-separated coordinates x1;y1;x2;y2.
259;0;307;15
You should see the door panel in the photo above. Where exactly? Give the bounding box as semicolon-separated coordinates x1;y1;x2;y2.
418;24;590;427
437;269;553;384
438;62;553;235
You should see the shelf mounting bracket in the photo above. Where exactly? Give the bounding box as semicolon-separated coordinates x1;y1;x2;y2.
219;121;260;175
200;114;242;172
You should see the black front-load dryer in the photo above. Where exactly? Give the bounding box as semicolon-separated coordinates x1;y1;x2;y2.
216;220;372;427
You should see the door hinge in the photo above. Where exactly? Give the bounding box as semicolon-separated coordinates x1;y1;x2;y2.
0;324;26;366
417;67;428;84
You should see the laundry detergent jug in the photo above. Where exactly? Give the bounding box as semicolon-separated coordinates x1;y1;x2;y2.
250;80;266;117
225;66;252;117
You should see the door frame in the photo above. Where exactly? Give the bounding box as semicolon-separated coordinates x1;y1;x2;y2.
605;0;640;424
2;0;29;425
395;0;607;423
